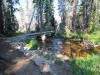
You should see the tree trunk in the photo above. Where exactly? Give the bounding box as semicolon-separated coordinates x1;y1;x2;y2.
0;0;4;34
72;0;77;32
39;0;42;29
62;0;66;25
26;9;35;33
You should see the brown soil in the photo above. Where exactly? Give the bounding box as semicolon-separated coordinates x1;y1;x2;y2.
0;37;73;75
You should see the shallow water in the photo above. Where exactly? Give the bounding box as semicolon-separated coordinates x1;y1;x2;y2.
37;38;100;58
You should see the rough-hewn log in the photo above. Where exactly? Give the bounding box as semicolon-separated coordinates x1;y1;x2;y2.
26;31;55;36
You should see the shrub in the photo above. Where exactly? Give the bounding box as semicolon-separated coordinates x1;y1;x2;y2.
41;25;54;32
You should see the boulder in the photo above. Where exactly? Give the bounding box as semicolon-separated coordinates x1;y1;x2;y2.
39;62;51;73
31;55;52;73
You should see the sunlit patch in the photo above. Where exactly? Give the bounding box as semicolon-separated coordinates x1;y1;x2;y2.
63;40;100;58
63;41;87;58
5;57;30;74
9;50;13;52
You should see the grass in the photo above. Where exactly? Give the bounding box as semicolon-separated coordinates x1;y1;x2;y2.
54;58;63;65
6;32;24;37
24;38;32;44
44;54;51;60
71;30;100;43
24;38;40;49
84;34;100;42
14;32;24;36
70;54;100;75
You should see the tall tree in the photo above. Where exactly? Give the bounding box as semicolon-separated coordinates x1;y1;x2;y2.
0;0;4;34
72;0;77;32
33;0;44;30
2;0;19;35
44;0;54;26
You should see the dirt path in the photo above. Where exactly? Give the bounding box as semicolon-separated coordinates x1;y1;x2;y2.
0;37;73;75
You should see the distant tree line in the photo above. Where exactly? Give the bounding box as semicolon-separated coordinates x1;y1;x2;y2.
0;0;100;36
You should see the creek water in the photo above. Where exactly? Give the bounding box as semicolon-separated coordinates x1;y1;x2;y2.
37;37;100;58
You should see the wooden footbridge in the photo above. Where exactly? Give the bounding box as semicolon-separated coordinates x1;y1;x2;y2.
27;31;55;36
26;31;55;40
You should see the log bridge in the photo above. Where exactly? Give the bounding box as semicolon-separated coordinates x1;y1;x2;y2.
26;31;55;40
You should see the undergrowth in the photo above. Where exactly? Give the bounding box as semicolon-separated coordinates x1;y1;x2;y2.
54;58;63;65
24;38;40;49
6;32;24;37
70;54;100;75
83;30;100;42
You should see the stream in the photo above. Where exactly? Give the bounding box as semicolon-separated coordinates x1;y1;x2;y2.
37;37;100;58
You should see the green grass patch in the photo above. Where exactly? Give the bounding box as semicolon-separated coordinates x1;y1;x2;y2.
70;30;100;42
24;38;40;49
90;37;100;42
54;58;63;65
14;32;24;36
83;33;100;42
29;40;39;49
70;54;100;75
6;32;24;37
25;38;32;44
44;54;51;60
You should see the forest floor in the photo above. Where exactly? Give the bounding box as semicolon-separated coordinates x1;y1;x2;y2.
0;37;73;75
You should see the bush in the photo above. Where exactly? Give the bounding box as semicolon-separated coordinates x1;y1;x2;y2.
56;30;66;37
56;30;73;38
41;25;54;32
56;25;73;38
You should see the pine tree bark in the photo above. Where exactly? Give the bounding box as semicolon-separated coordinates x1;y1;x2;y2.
72;0;77;32
0;0;4;34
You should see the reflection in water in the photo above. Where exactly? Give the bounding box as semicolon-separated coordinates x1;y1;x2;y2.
37;38;100;58
63;40;87;58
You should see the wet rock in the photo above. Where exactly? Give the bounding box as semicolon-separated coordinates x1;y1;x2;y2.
48;47;53;51
56;41;62;45
41;34;46;41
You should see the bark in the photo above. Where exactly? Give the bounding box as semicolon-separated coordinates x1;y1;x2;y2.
39;0;42;29
0;0;4;34
72;0;77;32
62;0;66;25
26;9;35;33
